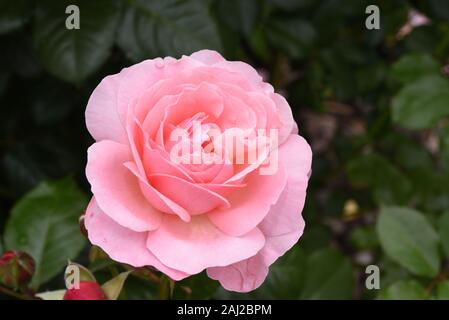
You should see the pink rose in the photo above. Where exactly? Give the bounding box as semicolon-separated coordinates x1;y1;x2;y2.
84;50;312;292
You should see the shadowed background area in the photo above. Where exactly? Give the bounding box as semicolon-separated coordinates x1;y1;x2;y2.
1;0;449;300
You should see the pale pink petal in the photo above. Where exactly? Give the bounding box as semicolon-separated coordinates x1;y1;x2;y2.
217;83;268;129
148;173;230;215
223;138;271;184
147;215;265;274
216;92;257;130
116;57;200;122
207;254;268;293
272;93;295;144
126;114;146;175
189;50;270;94
86;140;162;232
214;60;274;94
208;162;287;237
163;83;224;125
143;146;194;182
199;183;246;198
85;198;189;281
86;57;197;144
205;134;312;292
255;135;312;265
190;49;226;65
124;161;191;222
85;73;127;144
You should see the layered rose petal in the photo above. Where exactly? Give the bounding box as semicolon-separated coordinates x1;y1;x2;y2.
124;161;191;222
207;164;287;237
148;174;230;215
191;49;273;94
85;198;189;281
86;141;162;232
146;215;265;274
207;254;268;293
85;73;127;144
190;49;226;65
207;135;312;292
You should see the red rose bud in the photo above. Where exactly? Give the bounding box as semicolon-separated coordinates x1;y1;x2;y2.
0;251;35;289
63;281;107;300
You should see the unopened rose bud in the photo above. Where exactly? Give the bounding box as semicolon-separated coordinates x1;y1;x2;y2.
63;281;107;300
0;251;35;289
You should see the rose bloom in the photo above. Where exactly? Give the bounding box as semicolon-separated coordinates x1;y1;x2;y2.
84;50;312;292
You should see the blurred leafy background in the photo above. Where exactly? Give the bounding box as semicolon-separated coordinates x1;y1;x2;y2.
1;0;449;300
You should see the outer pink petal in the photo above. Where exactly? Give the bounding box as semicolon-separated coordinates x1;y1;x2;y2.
254;135;312;264
146;215;265;274
116;57;200;122
85;56;196;143
86;140;162;232
207;254;268;293
85;73;128;144
189;49;270;96
85;198;189;281
272;93;295;144
190;50;226;65
207;134;312;292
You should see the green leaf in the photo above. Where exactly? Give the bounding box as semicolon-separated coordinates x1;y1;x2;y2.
266;17;316;59
33;0;120;84
381;134;433;171
2;144;47;195
215;0;259;37
300;248;353;300
346;153;412;205
390;54;440;84
438;211;449;258
174;272;219;300
410;169;449;213
351;226;379;250
4;178;87;289
0;0;31;35
378;280;426;300
117;0;221;61
266;0;314;10
392;75;449;129
377;206;440;278
253;247;307;299
30;80;76;126
441;125;449;170
300;225;331;253
379;256;410;289
437;281;449;300
65;261;96;282
425;0;449;21
101;271;131;300
158;274;175;300
36;289;66;301
403;26;440;54
122;276;156;300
